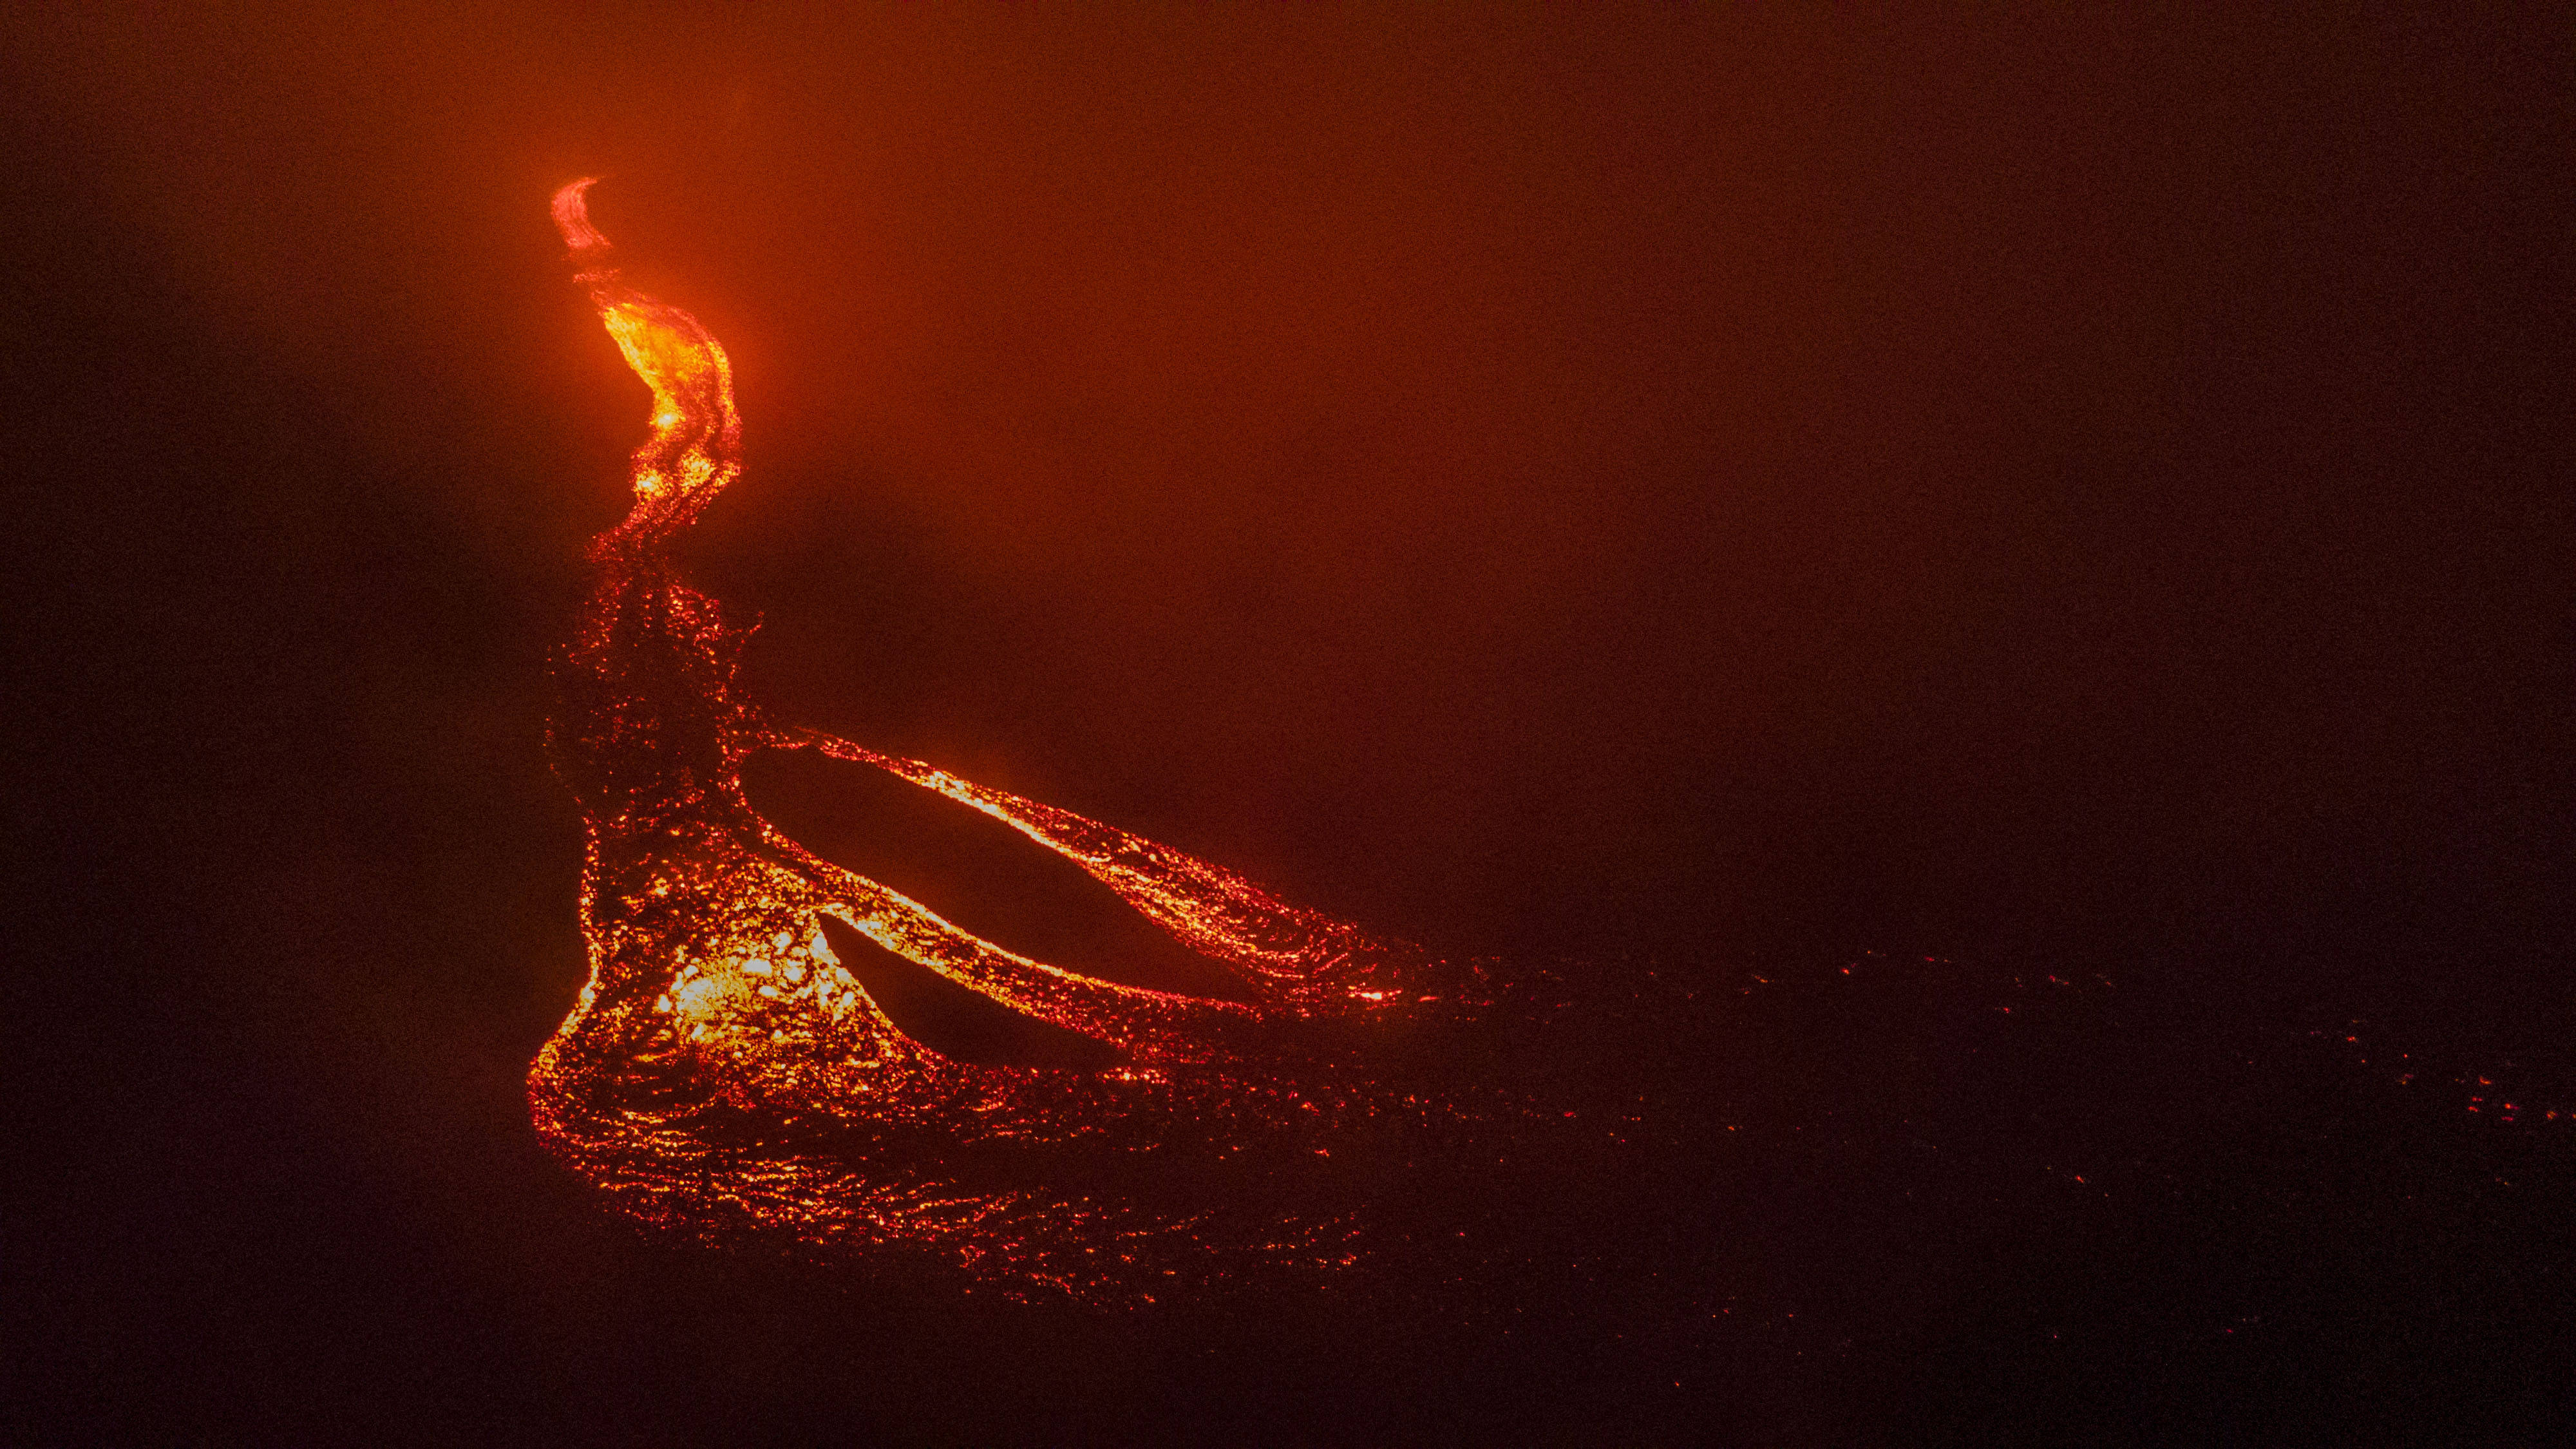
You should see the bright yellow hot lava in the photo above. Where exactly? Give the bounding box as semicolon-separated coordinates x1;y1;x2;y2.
528;180;1466;1294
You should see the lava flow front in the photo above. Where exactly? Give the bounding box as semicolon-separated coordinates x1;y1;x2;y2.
528;180;1475;1294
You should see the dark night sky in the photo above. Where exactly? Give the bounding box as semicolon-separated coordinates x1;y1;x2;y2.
6;5;2571;1442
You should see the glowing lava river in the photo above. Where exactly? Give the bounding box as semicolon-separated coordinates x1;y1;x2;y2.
528;180;1495;1296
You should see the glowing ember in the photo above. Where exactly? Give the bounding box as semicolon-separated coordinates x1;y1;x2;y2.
529;180;1470;1293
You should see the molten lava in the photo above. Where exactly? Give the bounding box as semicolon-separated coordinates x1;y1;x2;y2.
529;180;1472;1293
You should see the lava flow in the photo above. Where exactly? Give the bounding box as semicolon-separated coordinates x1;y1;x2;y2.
528;180;1481;1294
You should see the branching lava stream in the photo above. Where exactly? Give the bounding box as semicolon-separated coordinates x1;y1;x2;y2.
527;180;1493;1296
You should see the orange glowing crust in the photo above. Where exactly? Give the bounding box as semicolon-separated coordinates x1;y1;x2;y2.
527;180;1475;1292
